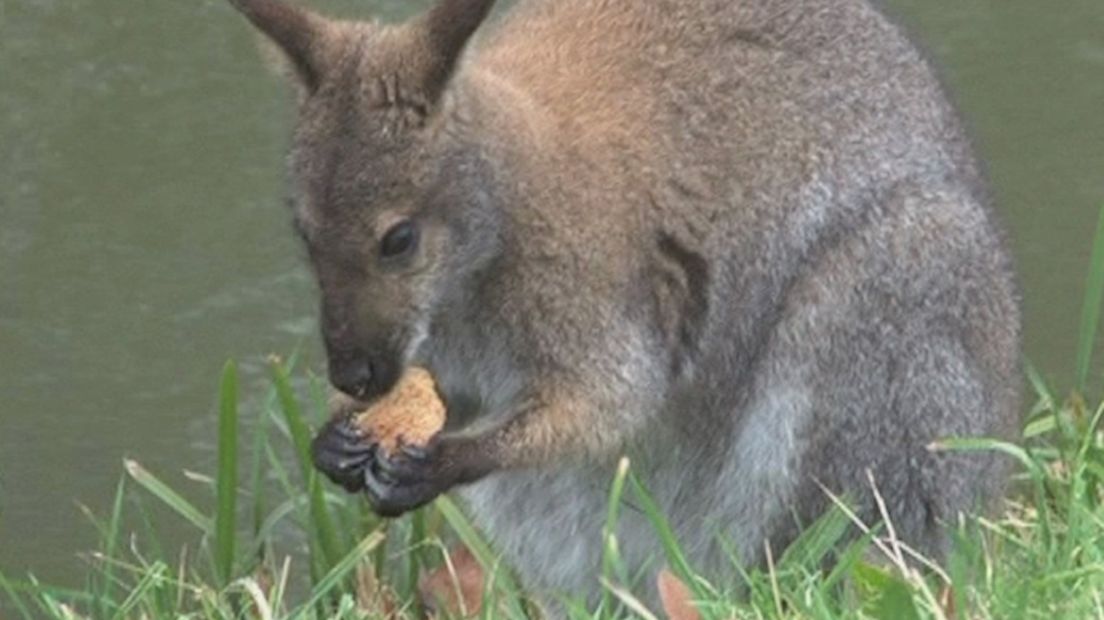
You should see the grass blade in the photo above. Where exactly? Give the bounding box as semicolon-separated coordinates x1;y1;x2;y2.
215;360;239;585
851;561;921;620
433;496;504;583
95;477;128;619
406;508;427;617
627;471;708;601
1075;204;1104;393
1025;358;1057;410
931;437;1046;482
269;360;315;495
250;367;280;548
245;495;307;560
435;495;528;617
601;577;660;620
290;531;386;620
0;570;35;620
124;459;213;535
110;563;168;620
602;457;632;614
270;360;344;573
777;506;851;571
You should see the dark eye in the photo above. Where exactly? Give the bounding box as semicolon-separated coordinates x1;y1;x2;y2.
379;220;419;259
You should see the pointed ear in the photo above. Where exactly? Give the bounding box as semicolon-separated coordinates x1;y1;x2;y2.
228;0;336;91
408;0;497;104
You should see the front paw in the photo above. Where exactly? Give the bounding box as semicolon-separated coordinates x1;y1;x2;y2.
311;416;375;493
363;439;454;517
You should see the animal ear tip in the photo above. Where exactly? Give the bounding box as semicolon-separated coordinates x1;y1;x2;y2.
225;0;264;19
228;0;332;89
254;33;295;80
410;0;497;100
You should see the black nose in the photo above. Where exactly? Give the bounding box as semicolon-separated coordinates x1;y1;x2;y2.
329;359;374;399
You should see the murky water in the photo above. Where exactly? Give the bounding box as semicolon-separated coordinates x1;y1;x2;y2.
2;0;1102;590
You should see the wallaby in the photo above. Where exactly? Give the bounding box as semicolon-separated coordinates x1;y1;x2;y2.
227;0;1022;607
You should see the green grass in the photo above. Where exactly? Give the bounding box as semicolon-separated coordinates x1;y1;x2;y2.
6;370;1104;617
3;207;1104;619
8;378;1104;620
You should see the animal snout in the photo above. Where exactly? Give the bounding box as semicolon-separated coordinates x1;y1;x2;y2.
327;348;402;401
328;355;375;399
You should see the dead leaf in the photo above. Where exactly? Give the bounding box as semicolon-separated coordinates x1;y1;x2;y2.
939;584;957;619
419;545;485;618
356;561;399;619
657;569;700;620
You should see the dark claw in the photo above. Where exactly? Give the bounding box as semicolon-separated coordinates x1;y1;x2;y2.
363;461;440;517
376;446;433;483
333;419;367;440
399;442;430;461
360;439;450;517
315;421;464;517
312;417;375;493
373;462;398;486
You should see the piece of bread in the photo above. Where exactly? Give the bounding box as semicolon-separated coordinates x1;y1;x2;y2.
351;367;446;455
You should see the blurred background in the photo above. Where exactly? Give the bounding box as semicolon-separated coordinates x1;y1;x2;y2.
1;0;1102;591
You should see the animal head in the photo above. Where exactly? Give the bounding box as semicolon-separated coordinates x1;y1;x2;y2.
230;0;499;400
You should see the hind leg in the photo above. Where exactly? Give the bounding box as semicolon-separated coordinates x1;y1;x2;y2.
808;331;1009;557
771;190;1020;559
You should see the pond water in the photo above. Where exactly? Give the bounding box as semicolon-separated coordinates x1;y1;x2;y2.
1;0;1102;592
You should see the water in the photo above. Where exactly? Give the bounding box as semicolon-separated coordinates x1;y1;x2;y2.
1;0;1101;591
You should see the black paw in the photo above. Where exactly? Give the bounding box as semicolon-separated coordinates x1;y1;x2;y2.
311;416;375;493
364;440;451;517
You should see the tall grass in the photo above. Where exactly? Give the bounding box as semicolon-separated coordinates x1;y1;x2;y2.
2;370;1102;620
3;206;1104;618
215;360;240;587
1076;207;1104;394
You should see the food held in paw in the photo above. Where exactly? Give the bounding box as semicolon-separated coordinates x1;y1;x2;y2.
351;367;446;455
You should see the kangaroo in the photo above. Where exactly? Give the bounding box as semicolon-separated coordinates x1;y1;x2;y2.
227;0;1022;607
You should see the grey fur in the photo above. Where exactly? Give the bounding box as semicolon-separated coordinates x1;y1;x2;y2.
229;0;1022;609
